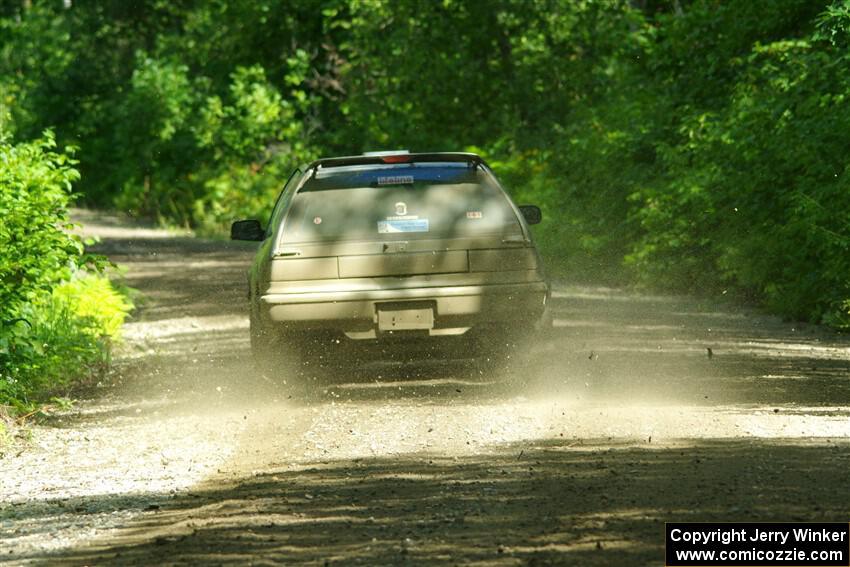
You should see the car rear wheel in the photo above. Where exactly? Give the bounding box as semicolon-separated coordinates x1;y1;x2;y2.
251;305;349;386
250;306;304;382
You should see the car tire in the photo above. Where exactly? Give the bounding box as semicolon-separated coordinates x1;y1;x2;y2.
250;305;304;383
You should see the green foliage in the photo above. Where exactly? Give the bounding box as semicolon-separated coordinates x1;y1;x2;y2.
0;273;132;410
190;65;315;233
0;3;74;140
0;133;83;324
96;55;316;229
0;134;133;410
625;8;850;326
53;275;134;339
2;0;849;326
816;0;850;46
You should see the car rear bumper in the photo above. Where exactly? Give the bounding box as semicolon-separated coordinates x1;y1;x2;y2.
260;280;549;336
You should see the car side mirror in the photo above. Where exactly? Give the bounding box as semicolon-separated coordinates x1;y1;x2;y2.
519;205;542;225
230;219;265;241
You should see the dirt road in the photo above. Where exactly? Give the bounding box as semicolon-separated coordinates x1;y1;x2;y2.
2;211;849;565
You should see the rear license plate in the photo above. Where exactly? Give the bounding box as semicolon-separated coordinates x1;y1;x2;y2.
377;307;434;331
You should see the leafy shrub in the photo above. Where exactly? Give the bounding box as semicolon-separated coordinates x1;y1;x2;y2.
53;274;134;339
189;65;315;234
0;132;83;323
626;17;850;325
0;134;132;410
0;274;132;410
102;59;315;232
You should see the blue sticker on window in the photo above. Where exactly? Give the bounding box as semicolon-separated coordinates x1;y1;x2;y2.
377;219;430;233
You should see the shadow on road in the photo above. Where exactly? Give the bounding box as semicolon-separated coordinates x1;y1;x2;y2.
15;438;850;566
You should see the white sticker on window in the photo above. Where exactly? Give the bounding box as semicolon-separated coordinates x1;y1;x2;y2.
377;175;414;186
466;211;483;219
377;219;430;233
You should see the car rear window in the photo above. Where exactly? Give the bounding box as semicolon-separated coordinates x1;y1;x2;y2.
280;163;523;243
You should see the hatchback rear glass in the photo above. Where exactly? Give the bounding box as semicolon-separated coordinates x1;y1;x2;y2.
280;163;523;243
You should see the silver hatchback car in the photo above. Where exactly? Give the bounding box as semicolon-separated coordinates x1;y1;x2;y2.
231;151;550;373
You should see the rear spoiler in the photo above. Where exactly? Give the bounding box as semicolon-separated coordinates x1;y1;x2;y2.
307;152;487;171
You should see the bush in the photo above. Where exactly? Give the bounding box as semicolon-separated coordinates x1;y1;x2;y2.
0;133;132;411
625;15;850;326
0;132;82;322
0;274;132;410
